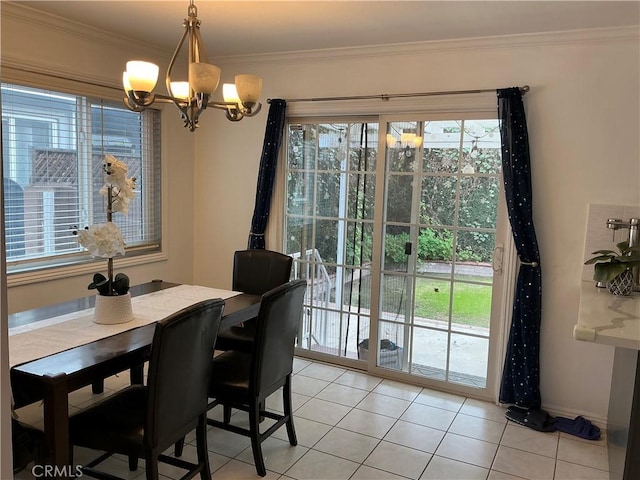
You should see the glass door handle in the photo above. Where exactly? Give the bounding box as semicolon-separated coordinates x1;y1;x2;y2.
492;245;504;274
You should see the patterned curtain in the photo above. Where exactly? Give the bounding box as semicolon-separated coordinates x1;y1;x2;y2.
248;99;287;249
497;87;543;408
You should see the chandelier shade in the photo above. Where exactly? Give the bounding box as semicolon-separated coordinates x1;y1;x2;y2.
122;0;263;131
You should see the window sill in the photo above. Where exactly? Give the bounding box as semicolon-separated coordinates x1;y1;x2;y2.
7;252;168;288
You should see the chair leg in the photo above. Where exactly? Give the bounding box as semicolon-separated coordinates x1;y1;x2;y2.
174;437;185;457
129;455;138;471
195;414;211;480
223;404;232;424
249;400;266;477
144;454;158;480
283;376;297;446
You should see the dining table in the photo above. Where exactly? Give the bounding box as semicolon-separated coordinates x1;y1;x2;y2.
8;280;261;478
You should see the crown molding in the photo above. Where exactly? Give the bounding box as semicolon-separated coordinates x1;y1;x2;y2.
3;1;638;70
217;25;639;67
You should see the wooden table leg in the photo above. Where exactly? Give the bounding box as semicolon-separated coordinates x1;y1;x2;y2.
130;363;144;385
91;379;104;394
43;373;70;479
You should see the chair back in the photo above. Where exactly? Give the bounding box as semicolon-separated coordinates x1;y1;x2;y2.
250;279;307;395
232;249;293;295
145;298;224;450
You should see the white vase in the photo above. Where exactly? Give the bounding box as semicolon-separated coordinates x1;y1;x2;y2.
93;292;134;324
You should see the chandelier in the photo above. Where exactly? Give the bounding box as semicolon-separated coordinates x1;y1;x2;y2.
122;0;263;131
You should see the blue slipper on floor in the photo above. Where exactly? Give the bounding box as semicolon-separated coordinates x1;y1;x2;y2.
505;406;556;433
554;415;601;440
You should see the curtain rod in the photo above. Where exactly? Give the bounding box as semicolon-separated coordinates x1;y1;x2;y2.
269;85;529;104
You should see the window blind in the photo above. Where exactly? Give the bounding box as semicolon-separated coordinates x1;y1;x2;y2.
1;83;162;273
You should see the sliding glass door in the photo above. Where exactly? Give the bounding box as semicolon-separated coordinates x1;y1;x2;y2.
284;114;510;396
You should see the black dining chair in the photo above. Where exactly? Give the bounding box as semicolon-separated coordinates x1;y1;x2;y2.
214;249;293;352
207;279;307;477
68;298;224;480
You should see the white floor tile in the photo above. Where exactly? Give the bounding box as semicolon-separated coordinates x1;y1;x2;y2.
290;375;331;397
351;464;408;479
414;388;466;412
492;445;556;480
284;449;360;480
296;362;346;382
373;379;422;401
294;397;352;425
400;403;456;431
556;437;608;471
459;398;508;423
313;427;380;463
500;423;559;458
364;440;432;479
554;459;609;479
435;432;498;469
356;391;412;418
383;420;445;454
449;412;507;444
315;383;369;407
487;470;527;480
420;455;489;480
293;358;313;373
336;408;397;438
334;370;383;391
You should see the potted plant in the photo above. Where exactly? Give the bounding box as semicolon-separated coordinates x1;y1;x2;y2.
74;154;137;323
584;241;640;295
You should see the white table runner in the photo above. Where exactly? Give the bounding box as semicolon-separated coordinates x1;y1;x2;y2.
9;285;239;368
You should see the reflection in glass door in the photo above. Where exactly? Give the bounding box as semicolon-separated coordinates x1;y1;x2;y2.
285;120;378;361
378;118;504;390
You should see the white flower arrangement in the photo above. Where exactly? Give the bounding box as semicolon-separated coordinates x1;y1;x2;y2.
74;154;136;296
76;222;125;259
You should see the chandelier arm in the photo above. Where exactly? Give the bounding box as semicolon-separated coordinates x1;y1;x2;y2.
166;27;191;99
192;25;208;63
242;103;262;117
225;110;244;122
191;105;205;128
123;96;145;112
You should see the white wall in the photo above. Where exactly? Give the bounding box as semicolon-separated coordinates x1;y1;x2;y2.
193;29;640;422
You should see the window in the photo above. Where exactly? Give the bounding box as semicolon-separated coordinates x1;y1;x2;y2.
1;83;161;273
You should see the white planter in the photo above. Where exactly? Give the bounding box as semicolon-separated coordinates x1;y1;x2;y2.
93;292;134;324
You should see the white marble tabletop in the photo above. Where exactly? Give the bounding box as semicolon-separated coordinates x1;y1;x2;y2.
574;281;640;350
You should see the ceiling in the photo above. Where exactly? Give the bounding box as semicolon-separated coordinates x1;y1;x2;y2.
12;1;640;57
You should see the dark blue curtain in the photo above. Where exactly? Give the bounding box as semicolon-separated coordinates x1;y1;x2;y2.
248;99;287;249
497;87;542;409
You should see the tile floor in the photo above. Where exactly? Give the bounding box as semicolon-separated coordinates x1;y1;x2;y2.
14;357;609;480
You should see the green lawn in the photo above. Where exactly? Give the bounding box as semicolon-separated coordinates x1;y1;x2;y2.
373;275;491;328
349;273;492;328
413;278;491;327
